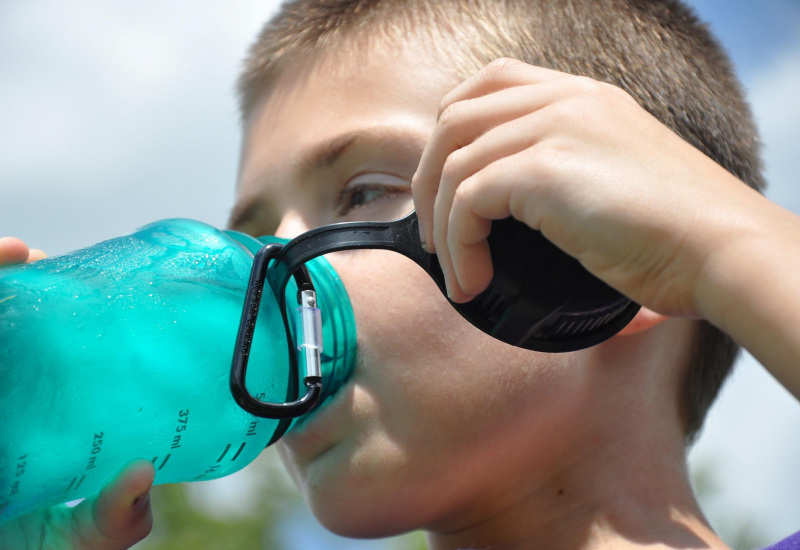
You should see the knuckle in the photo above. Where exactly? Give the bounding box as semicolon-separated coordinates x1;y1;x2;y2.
437;101;462;130
524;146;561;187
439;89;458;116
452;175;474;204
483;57;520;79
570;75;604;96
440;147;468;184
456;169;490;211
460;166;487;193
410;171;426;197
544;99;577;126
605;81;638;104
573;76;634;105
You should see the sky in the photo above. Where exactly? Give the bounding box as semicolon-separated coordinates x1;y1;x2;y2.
1;1;798;548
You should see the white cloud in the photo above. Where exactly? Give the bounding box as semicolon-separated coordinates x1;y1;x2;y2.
0;1;279;252
749;33;800;211
0;1;277;192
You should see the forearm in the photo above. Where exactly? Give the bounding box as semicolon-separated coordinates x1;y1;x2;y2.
695;188;800;399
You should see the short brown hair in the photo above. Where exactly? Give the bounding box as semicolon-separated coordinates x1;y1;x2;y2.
238;0;764;443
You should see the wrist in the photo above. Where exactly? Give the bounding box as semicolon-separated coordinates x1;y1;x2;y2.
694;191;795;322
693;190;800;396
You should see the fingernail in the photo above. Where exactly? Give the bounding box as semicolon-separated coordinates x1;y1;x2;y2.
132;492;150;514
417;219;427;249
445;280;458;302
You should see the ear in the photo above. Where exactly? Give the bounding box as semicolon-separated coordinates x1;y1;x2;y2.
617;307;670;336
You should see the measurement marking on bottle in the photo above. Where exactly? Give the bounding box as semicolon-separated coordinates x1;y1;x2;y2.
12;454;27;495
86;433;104;470
231;442;246;461
246;396;264;436
212;442;246;464
14;454;27;476
65;475;86;493
150;454;172;470
171;409;190;449
216;444;232;463
193;463;220;480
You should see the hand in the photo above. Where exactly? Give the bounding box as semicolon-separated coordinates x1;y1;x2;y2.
0;237;155;550
411;58;760;318
0;237;47;265
0;461;155;550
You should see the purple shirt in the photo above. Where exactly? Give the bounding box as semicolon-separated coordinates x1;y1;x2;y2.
761;531;800;550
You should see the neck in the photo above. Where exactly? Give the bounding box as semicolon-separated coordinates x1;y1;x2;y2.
426;326;728;550
426;435;726;550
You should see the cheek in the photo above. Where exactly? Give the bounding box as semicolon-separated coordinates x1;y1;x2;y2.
299;250;592;535
327;250;575;441
330;249;479;383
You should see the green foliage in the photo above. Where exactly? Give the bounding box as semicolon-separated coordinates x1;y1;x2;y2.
397;531;429;550
134;483;277;550
133;451;295;550
690;459;767;550
132;451;429;550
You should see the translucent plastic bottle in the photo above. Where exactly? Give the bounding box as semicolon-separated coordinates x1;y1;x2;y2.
0;219;356;523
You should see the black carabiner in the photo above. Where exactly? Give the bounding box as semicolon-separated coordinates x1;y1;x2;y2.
229;242;322;421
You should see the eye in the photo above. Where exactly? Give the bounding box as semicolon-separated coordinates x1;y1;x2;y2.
336;173;412;219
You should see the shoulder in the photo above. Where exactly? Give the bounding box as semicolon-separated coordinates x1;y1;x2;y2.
760;531;800;550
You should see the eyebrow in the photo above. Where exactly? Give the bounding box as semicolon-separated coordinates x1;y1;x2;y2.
229;126;427;230
300;130;366;174
228;133;362;230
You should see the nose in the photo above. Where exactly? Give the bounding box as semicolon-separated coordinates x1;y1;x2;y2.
274;211;312;241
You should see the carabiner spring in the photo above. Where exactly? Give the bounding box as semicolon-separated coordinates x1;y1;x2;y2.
229;242;323;421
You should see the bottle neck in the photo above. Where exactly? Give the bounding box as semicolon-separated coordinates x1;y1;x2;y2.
225;230;357;405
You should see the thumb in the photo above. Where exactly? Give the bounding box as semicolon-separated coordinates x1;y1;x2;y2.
70;460;155;549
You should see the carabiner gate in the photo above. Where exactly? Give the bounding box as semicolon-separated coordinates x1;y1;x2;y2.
229;242;323;421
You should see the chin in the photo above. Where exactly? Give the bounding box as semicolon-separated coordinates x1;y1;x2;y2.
276;448;392;537
307;494;425;539
293;450;433;539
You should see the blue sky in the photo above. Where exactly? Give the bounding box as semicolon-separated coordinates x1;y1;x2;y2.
691;0;800;76
1;2;799;548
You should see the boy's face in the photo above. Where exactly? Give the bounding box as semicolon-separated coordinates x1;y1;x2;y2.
232;41;590;536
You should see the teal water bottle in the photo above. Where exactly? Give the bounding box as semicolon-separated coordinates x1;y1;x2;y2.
0;219;356;523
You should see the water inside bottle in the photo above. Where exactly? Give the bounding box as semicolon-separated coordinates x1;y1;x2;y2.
0;220;291;520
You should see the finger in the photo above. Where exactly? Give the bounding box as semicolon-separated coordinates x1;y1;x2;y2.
447;152;552;300
71;460;155;550
433;163;495;303
0;237;31;266
447;169;515;299
439;58;568;116
436;104;557;205
447;203;493;301
430;104;562;299
414;80;565;252
27;249;47;263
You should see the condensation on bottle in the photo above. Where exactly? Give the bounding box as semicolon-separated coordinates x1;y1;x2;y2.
0;219;356;522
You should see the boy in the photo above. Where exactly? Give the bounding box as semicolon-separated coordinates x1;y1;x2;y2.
2;0;799;548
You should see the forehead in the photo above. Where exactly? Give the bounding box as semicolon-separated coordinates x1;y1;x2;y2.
239;38;458;172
